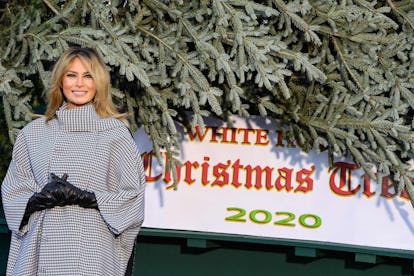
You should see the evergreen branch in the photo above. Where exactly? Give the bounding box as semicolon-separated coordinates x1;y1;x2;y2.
49;34;96;47
303;117;358;141
136;24;221;114
41;0;70;25
2;95;14;143
42;0;60;16
1;0;414;206
387;0;414;31
273;48;326;82
0;9;25;36
271;0;321;45
331;36;364;93
136;25;189;76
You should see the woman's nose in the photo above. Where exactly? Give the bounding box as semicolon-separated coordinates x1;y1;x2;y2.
76;77;83;86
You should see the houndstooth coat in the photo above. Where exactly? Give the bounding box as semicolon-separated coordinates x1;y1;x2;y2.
1;103;146;276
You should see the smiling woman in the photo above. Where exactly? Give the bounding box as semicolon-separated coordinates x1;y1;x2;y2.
1;47;146;276
44;47;122;123
62;57;96;108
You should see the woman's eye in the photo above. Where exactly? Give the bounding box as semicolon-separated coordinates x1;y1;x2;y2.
66;73;76;78
84;74;93;79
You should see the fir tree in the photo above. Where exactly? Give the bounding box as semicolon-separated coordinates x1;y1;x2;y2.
0;0;413;203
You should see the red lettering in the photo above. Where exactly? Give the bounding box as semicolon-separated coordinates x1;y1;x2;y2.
141;151;163;182
238;128;255;144
187;126;209;142
255;129;269;145
275;130;284;147
295;165;315;193
231;159;244;188
380;176;396;198
275;167;294;191
221;128;238;144
380;176;409;200
164;154;181;189
183;160;199;184
210;127;221;143
188;125;274;146
400;188;410;200
201;156;210;185
362;173;375;197
244;165;274;190
212;161;231;186
329;162;360;196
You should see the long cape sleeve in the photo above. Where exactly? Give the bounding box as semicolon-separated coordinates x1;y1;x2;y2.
93;128;146;236
1;131;42;235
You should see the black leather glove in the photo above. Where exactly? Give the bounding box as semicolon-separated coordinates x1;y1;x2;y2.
41;173;78;206
76;189;99;209
49;173;98;210
20;175;63;229
19;173;99;230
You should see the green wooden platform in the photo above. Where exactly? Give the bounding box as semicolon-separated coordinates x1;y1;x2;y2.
1;212;413;275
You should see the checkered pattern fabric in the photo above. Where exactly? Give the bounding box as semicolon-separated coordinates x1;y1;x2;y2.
1;103;146;276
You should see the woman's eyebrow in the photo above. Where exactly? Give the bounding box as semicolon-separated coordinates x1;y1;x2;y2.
66;70;91;74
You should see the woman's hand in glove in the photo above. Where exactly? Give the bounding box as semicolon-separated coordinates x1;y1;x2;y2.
20;174;66;229
20;173;99;230
42;173;80;206
49;173;98;210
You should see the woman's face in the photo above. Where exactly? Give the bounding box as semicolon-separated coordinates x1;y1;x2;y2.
62;57;96;109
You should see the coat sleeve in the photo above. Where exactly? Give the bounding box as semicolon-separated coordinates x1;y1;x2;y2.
93;128;146;236
1;131;42;235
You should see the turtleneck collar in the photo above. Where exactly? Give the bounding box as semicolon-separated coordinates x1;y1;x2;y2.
55;103;123;132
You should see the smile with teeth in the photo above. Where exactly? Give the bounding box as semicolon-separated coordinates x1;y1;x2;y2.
72;90;88;96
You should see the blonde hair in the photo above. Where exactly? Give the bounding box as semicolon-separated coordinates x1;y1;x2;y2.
44;47;127;124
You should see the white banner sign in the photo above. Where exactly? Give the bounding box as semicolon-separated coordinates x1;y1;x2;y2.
134;116;414;252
